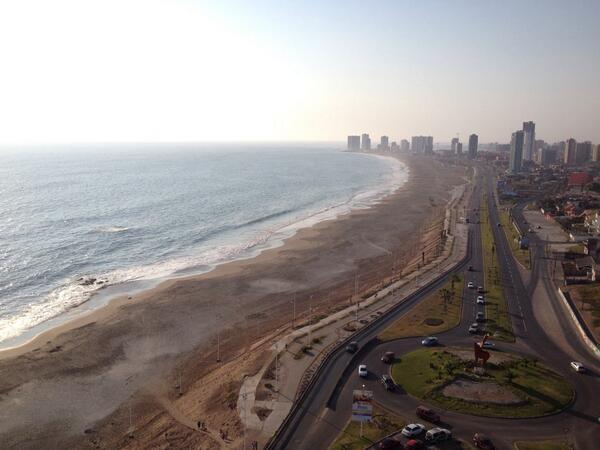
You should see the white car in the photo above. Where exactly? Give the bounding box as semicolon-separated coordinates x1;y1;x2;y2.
358;364;368;377
468;323;478;334
426;427;452;442
401;423;426;437
467;281;475;289
570;361;586;373
477;295;485;304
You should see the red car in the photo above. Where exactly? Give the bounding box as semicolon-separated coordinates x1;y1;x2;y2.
473;433;495;450
415;405;440;423
404;439;423;450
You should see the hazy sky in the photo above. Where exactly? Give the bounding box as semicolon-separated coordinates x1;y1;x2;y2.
1;0;599;145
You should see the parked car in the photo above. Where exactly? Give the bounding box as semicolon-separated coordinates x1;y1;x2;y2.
497;223;501;227
469;323;479;333
476;312;485;322
537;225;542;229
378;438;402;450
468;281;475;289
425;427;451;443
381;374;395;390
381;351;395;364
421;336;438;347
346;341;359;353
358;364;368;377
416;405;440;423
570;361;586;373
482;341;494;349
401;423;426;438
473;433;495;450
404;439;424;450
468;265;473;271
477;295;485;303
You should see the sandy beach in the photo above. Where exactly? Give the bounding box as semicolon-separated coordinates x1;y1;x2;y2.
0;154;469;449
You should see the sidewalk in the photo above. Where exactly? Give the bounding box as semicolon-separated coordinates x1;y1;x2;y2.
237;180;473;447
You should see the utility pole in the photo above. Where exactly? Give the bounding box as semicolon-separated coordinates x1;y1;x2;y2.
217;331;221;362
290;295;296;329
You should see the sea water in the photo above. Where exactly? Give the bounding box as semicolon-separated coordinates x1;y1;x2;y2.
0;143;408;347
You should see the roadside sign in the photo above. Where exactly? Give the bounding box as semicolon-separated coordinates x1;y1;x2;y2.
351;389;373;422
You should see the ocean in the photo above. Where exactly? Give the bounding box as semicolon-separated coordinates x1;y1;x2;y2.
0;144;408;348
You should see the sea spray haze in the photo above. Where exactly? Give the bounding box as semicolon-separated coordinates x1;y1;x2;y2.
0;144;407;346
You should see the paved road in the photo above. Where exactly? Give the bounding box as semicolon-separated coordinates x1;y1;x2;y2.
269;168;600;450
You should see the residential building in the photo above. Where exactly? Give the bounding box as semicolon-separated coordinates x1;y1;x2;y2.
347;135;360;151
540;147;557;166
594;144;600;162
564;138;577;165
457;142;463;155
468;134;478;159
400;139;410;152
411;136;434;154
361;133;371;151
575;141;593;165
451;137;459;154
509;130;524;173
522;121;536;161
380;135;389;150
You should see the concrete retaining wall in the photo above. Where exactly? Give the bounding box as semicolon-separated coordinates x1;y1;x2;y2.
556;288;600;359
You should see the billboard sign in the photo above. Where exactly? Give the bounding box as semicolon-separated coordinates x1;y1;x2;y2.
351;389;373;422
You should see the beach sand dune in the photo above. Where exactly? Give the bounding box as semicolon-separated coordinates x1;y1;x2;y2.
0;155;469;449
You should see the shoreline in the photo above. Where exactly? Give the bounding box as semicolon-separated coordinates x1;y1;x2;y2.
0;151;407;354
0;154;471;449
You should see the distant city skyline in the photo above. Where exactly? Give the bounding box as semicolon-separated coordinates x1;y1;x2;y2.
1;1;599;145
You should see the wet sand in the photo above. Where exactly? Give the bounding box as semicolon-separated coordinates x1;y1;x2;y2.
0;154;470;449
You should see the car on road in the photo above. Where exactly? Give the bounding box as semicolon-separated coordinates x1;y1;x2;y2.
346;341;359;353
497;223;501;227
381;374;395;390
404;439;423;450
477;286;484;293
401;423;425;438
358;364;368;377
477;295;485;304
381;351;395;364
425;427;451;443
421;336;438;347
482;341;494;349
467;281;475;289
473;433;495;450
476;312;485;322
536;225;542;229
468;265;473;271
570;361;586;373
469;323;479;333
416;405;440;423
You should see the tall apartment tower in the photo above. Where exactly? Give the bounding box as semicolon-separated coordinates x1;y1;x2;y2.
456;142;463;155
575;141;593;165
347;135;361;151
509;130;524;173
380;136;389;150
400;139;410;152
522;121;536;161
361;133;371;151
594;144;600;162
468;134;478;159
451;137;459;154
564;138;577;165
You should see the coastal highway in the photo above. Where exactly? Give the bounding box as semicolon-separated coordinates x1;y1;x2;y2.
268;167;600;450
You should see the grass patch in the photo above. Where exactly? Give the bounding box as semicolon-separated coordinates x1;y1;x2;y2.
390;348;573;418
514;440;573;450
498;204;530;269
379;274;463;341
482;195;514;342
565;283;600;341
329;405;406;450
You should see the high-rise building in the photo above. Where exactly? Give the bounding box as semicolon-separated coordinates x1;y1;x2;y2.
509;130;524;173
380;136;389;150
451;137;459;154
361;133;371;151
522;121;536;161
541;148;557;166
564;138;577;165
400;139;410;152
575;141;593;165
347;135;360;151
456;142;463;154
468;134;478;159
411;136;434;154
594;144;600;162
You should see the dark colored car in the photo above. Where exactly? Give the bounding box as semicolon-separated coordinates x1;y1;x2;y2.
379;438;402;449
381;374;395;390
346;341;358;353
404;439;424;450
476;312;485;322
416;405;440;423
468;265;473;271
381;351;395;364
473;433;495;450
